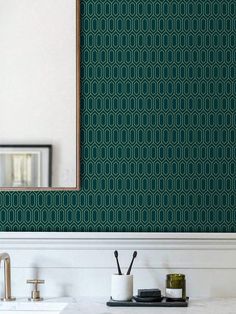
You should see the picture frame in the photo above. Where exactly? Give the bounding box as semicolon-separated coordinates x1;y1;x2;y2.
0;145;52;188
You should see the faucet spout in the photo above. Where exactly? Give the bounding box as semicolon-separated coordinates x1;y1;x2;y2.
0;253;15;301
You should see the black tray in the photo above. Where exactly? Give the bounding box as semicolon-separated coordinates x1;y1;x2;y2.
107;297;189;307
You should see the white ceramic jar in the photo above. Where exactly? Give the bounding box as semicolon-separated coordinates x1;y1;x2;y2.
111;274;133;301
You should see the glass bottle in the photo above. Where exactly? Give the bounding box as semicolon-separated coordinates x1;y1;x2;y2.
166;274;186;301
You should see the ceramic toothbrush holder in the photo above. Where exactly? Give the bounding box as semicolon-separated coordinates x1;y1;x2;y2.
111;274;133;301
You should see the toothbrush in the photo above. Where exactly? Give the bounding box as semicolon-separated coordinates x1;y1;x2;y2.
114;250;122;275
126;251;137;275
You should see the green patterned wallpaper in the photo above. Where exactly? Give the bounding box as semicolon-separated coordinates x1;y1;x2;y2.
0;0;236;232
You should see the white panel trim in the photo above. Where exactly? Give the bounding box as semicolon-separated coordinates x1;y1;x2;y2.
0;233;235;298
0;232;236;250
2;231;236;239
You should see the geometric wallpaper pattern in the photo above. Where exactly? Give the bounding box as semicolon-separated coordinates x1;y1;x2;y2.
0;0;235;232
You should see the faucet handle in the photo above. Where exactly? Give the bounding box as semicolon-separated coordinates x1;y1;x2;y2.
27;279;45;301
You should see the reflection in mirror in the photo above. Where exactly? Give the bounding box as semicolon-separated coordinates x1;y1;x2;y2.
0;145;51;187
0;0;79;189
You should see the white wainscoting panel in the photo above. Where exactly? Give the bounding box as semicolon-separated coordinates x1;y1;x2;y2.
0;232;235;299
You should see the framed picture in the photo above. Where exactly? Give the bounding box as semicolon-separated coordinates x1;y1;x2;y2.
0;145;52;188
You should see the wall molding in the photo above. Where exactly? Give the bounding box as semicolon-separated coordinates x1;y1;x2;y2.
0;232;236;298
1;232;236;250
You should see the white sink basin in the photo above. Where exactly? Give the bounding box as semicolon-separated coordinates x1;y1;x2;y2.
0;298;76;314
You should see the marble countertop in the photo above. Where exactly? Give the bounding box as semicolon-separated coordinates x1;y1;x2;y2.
0;297;79;314
73;297;236;314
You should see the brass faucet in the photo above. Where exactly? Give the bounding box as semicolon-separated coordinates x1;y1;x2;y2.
27;279;45;301
0;253;15;301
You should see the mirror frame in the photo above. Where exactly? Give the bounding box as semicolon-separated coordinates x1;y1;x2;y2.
1;0;80;191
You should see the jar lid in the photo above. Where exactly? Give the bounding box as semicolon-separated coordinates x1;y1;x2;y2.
166;274;185;280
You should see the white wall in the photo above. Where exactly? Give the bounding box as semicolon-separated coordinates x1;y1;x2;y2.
0;0;76;187
1;232;236;300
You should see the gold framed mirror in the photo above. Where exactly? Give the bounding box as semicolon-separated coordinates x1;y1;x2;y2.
0;0;80;190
